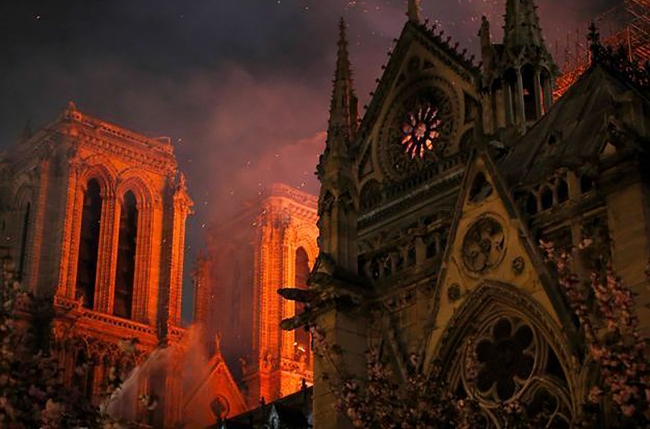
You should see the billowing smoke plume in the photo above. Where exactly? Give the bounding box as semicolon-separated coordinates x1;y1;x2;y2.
0;0;619;320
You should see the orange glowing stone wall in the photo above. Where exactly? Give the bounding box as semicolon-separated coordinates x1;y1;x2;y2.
0;102;192;427
197;184;318;407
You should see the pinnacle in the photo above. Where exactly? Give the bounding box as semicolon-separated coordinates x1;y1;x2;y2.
327;17;358;138
504;0;543;49
407;0;422;24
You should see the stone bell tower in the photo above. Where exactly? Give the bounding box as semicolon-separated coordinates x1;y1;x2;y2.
480;0;558;137
0;102;192;426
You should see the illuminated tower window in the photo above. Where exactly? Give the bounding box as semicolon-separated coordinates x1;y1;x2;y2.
114;191;138;319
294;247;310;363
522;64;537;122
18;202;31;280
76;179;102;310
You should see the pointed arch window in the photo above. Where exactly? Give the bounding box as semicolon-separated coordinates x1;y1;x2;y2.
114;191;138;319
76;179;102;309
294;247;310;363
522;64;538;122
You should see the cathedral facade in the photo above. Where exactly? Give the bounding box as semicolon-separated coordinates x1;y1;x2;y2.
304;0;650;428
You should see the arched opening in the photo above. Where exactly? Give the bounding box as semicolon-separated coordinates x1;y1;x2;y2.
522;64;538;122
76;179;103;310
426;236;438;259
439;285;576;428
526;192;538;215
556;179;569;204
114;191;138;319
504;68;518;126
18;202;31;280
580;175;594;194
540;186;553;211
294;247;310;363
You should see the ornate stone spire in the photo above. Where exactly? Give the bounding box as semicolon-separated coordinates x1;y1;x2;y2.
503;0;543;49
316;17;360;275
407;0;422;24
327;17;359;141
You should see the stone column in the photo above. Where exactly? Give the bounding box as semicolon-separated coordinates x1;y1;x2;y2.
534;69;543;118
167;184;192;327
281;239;296;362
515;68;526;125
28;158;50;295
494;81;506;129
504;83;515;126
97;191;119;313
542;76;553;111
132;200;154;323
61;163;84;299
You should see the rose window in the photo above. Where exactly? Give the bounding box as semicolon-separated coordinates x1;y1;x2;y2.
474;317;536;401
380;87;454;181
401;104;442;159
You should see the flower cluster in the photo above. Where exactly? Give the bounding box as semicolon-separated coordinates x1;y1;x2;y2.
541;239;650;427
0;256;141;428
312;327;484;429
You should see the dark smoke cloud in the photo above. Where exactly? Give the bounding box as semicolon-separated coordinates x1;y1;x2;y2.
0;0;620;321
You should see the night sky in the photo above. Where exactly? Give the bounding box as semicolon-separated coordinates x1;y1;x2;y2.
0;0;619;321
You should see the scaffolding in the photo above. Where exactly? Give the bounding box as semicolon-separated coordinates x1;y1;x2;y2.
554;0;650;97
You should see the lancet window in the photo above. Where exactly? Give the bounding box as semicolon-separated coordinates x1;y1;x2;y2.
294;247;310;363
114;191;138;319
76;179;103;309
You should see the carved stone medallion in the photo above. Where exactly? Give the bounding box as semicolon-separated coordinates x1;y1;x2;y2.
462;217;505;273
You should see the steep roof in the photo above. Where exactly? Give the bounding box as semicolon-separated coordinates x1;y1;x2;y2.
500;64;650;186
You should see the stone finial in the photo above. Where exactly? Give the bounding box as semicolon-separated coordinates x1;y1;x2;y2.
407;0;422;23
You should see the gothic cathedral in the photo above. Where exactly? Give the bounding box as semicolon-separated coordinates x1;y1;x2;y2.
308;0;650;428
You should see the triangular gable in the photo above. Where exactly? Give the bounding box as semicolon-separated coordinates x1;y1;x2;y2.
182;355;248;428
421;150;578;375
354;21;479;183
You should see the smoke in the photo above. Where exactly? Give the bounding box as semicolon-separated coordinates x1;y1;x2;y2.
0;0;620;321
